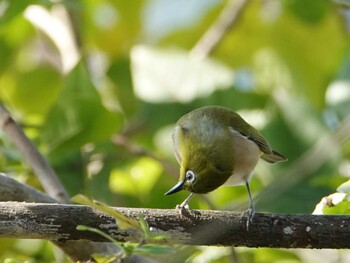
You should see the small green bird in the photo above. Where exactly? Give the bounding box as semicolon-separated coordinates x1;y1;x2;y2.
165;106;287;225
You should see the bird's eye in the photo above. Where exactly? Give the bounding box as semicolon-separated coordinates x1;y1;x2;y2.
185;170;196;183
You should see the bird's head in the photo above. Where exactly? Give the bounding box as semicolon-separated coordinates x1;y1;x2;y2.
165;161;232;195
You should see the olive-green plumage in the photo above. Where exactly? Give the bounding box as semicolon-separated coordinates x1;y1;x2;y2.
165;106;287;224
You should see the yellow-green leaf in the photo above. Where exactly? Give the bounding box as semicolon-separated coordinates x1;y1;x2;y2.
72;194;140;231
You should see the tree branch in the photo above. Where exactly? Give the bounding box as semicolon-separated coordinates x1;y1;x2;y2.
0;173;56;203
0;107;152;262
190;0;250;59
0;174;123;260
0;202;348;249
0;104;69;203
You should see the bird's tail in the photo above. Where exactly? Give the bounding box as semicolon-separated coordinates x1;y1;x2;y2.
261;150;287;163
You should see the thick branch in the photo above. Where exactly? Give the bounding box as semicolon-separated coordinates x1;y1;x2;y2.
0;175;151;262
0;202;349;249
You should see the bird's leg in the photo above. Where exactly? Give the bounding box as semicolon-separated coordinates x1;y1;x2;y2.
245;181;255;230
176;193;194;215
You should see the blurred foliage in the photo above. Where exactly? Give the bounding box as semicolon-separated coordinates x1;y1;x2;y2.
0;0;350;262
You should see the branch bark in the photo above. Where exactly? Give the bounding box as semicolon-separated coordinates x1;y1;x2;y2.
0;173;57;203
0;202;349;249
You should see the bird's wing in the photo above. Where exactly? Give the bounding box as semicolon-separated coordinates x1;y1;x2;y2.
228;112;271;153
228;112;287;163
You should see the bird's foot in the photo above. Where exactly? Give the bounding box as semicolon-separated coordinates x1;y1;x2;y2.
176;203;189;210
175;203;200;217
242;208;255;230
176;203;191;216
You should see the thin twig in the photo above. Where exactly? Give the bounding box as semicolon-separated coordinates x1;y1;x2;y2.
0;104;70;203
190;0;250;60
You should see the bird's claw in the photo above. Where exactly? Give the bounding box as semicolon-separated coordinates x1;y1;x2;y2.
176;203;191;216
176;203;189;210
242;208;255;230
247;208;255;230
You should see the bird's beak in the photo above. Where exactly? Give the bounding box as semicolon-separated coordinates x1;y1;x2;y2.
164;179;185;195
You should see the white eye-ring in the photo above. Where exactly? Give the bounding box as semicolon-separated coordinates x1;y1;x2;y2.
185;170;196;183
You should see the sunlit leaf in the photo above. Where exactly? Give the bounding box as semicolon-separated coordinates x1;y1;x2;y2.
24;5;80;73
4;259;22;263
109;157;162;198
322;198;350;215
137;215;150;239
72;194;140;231
131;45;234;103
0;66;61;119
313;192;349;215
91;254;118;263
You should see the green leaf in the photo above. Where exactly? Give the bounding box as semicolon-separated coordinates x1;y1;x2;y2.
313;192;350;215
40;62;122;155
4;259;22;263
76;225;120;245
107;58;138;117
72;194;140;231
137;215;150;239
0;0;37;25
284;0;331;24
91;254;117;263
1;66;62;118
77;225;129;258
323;199;350;215
84;0;143;56
131;45;234;103
137;214;169;241
133;244;175;256
271;5;347;108
109;157;163;198
0;40;12;73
